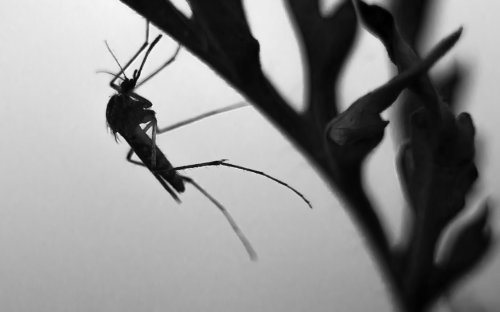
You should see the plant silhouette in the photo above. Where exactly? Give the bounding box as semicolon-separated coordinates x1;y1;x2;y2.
115;0;493;311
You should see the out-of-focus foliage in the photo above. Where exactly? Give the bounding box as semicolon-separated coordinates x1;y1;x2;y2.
116;0;493;311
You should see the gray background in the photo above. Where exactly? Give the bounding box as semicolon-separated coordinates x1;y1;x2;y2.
0;0;498;311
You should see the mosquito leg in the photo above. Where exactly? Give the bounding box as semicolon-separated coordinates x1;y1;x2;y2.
126;148;146;167
219;163;312;209
128;101;249;171
156;159;228;173
151;118;157;167
166;160;311;208
134;34;163;82
141;118;158;167
156;101;250;134
125;146;181;202
154;173;181;203
144;100;309;207
136;44;182;89
182;175;257;261
108;20;152;92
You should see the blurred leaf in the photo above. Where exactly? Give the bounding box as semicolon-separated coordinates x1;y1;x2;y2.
326;27;461;147
188;0;261;84
441;203;492;272
436;63;467;112
427;203;493;304
286;0;357;127
390;0;432;47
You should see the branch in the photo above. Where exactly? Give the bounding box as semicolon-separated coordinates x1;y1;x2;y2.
285;0;357;130
355;1;492;309
115;1;487;311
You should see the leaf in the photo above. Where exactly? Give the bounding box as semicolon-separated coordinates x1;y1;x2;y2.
326;27;461;146
440;202;492;272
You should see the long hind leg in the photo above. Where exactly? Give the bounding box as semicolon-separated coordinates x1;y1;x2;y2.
168;161;312;208
181;175;257;261
140;116;158;167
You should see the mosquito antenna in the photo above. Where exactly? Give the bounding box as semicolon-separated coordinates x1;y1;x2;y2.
96;70;126;81
105;22;153;88
165;161;312;209
105;41;128;80
135;34;163;81
136;44;182;89
182;176;257;261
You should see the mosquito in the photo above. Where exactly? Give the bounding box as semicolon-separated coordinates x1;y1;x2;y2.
101;22;311;260
133;107;312;210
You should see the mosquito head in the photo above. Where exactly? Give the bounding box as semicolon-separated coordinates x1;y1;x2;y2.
104;35;163;95
119;77;137;94
116;69;140;94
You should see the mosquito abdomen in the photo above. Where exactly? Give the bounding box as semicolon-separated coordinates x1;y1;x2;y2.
125;133;185;193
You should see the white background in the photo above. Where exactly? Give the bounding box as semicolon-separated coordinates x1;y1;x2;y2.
0;0;498;311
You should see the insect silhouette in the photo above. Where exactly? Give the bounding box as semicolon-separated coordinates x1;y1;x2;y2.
102;23;311;260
